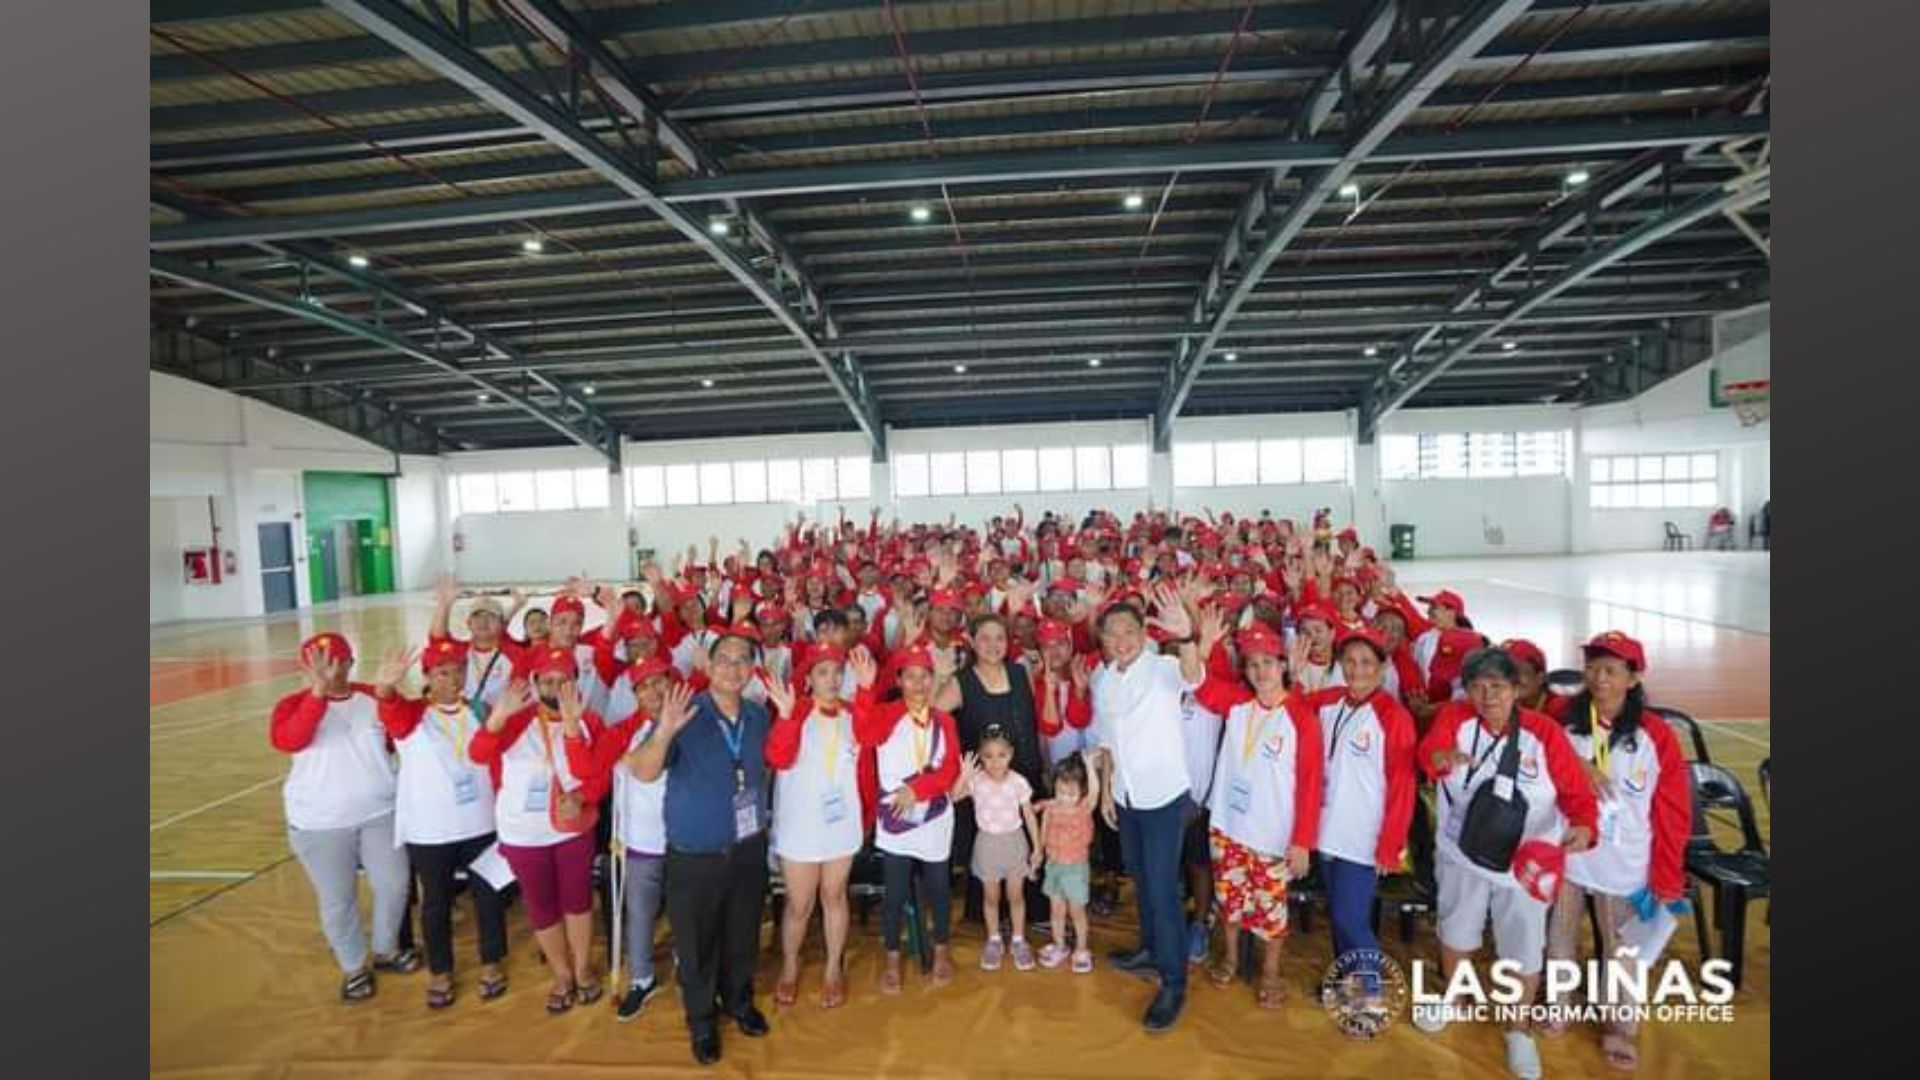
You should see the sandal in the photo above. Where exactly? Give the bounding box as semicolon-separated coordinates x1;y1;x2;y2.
574;979;604;1007
1602;1031;1639;1071
426;980;456;1010
1207;961;1237;989
341;969;376;1002
478;971;509;1001
1257;975;1288;1010
820;978;847;1010
546;986;576;1015
374;949;422;975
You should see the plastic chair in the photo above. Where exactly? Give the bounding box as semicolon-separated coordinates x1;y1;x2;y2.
1685;763;1770;991
1544;668;1585;697
1653;705;1714;765
1663;522;1693;551
1757;758;1769;809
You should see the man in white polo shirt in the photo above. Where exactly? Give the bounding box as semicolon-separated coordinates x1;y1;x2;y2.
1086;584;1207;1033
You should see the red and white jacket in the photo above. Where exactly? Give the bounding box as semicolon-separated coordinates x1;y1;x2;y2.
1561;709;1690;902
852;689;962;858
377;694;498;846
1194;677;1325;858
1418;701;1600;888
1305;686;1418;870
1032;663;1094;765
271;685;395;832
468;705;609;848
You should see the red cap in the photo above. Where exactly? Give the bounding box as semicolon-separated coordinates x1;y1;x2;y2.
1582;630;1647;673
626;656;676;688
1036;619;1074;646
802;644;849;676
724;621;762;643
1331;575;1360;594
1337;527;1359;542
888;648;935;676
420;637;467;673
531;647;578;679
1236;626;1284;659
1296;602;1339;628
1416;589;1466;616
1334;626;1390;661
1045;578;1083;594
754;603;790;624
1512;839;1567;903
929;588;964;612
550;595;586;620
614;611;656;641
1500;638;1548;673
300;632;354;665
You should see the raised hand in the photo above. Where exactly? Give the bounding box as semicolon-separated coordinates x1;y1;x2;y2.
1145;583;1193;639
556;681;586;734
1287;633;1312;673
932;645;959;681
1080;581;1109;612
848;645;879;689
300;640;348;695
764;678;796;720
373;645;414;692
656;681;696;738
731;594;755;622
1197;604;1228;657
896;604;924;646
434;571;458;608
688;638;711;674
488;679;533;729
594;583;617;613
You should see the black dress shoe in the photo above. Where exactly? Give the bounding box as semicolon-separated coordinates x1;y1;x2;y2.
691;1030;721;1066
1109;947;1154;972
1143;985;1186;1033
732;1005;770;1038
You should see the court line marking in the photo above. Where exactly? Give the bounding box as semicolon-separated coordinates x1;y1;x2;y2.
150;870;253;881
150;855;296;929
149;774;283;832
1480;577;1770;637
150;674;304;719
150;714;263;743
1699;719;1771;749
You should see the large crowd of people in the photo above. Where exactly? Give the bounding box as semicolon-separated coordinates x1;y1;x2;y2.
269;505;1694;1076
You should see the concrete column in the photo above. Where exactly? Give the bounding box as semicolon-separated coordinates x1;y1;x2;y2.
1350;437;1385;541
1149;450;1174;512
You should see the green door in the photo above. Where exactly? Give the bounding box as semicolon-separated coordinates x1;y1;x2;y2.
302;472;396;598
352;519;396;595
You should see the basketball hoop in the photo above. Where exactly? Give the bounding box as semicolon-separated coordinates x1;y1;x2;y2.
1723;379;1770;427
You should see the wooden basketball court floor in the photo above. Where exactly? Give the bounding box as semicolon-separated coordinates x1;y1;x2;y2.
150;552;1769;1078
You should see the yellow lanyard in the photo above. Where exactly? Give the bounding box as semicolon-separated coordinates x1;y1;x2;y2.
817;705;845;782
534;711;565;777
1589;704;1611;775
1242;697;1284;763
906;705;932;769
430;699;472;761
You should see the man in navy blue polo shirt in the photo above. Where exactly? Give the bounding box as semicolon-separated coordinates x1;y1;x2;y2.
630;632;772;1065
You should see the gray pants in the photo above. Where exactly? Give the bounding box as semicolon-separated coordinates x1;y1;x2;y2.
623;852;667;986
287;814;411;973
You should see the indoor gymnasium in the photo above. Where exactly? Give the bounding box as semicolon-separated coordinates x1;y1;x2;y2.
148;1;1771;1076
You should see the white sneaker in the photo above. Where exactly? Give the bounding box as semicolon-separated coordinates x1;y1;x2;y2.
1504;1030;1543;1080
1411;1003;1449;1034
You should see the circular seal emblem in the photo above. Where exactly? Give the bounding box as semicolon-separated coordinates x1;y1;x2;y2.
1318;949;1410;1039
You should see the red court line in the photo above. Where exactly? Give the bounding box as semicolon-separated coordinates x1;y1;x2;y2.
149;658;301;707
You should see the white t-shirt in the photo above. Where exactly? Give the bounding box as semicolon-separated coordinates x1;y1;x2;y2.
392;700;496;846
1090;653;1199;812
1564;726;1666;897
463;645;515;707
771;706;865;862
1315;695;1391;866
1179;692;1224;807
282;691;396;832
1207;699;1307;856
613;718;669;857
1039;676;1086;765
1433;716;1569;889
493;717;589;848
873;714;955;863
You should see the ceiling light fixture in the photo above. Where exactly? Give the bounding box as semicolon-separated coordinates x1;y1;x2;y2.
522;237;544;254
1338;182;1361;199
701;378;716;389
1087;358;1102;368
910;204;932;222
954;364;967;374
1363;346;1378;358
582;384;596;396
1566;169;1591;187
1224;351;1238;362
1123;193;1146;211
708;218;731;237
1503;340;1518;351
476;393;490;403
347;253;370;269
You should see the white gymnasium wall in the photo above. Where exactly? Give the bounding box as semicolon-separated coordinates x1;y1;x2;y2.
1378;405;1576;557
1574;351;1770;553
890;419;1153;527
151;371;443;621
1169;412;1356;525
445;446;627;583
392;455;447;591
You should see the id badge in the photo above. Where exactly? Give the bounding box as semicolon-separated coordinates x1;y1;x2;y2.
1597;801;1621;844
1227;777;1253;815
452;773;480;806
524;781;549;813
821;789;848;825
733;787;762;840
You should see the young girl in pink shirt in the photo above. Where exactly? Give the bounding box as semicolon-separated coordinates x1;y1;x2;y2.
952;727;1043;971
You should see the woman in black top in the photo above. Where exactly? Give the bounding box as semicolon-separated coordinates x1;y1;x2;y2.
933;614;1048;924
